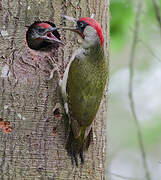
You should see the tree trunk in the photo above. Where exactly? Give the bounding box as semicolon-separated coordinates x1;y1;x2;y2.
0;0;109;179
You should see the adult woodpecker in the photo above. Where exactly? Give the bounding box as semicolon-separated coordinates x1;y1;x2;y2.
61;17;108;165
26;21;63;50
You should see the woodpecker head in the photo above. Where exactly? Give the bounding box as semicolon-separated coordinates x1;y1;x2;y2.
62;17;104;49
26;21;64;50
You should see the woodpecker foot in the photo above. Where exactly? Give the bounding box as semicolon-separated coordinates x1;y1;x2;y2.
46;64;60;81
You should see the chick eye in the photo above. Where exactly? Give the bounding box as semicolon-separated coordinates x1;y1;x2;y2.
38;28;45;33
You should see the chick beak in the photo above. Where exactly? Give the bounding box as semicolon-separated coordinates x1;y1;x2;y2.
41;27;64;45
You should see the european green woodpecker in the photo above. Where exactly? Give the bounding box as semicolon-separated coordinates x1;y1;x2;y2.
26;21;63;50
61;17;108;166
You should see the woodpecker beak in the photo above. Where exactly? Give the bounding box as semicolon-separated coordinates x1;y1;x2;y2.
41;27;64;45
60;15;85;38
59;27;85;39
59;27;77;32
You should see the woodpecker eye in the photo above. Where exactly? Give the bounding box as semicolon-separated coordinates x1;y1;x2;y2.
78;21;85;29
79;22;84;28
77;21;88;32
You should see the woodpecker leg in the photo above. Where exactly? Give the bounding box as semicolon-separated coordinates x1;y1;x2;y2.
46;64;60;81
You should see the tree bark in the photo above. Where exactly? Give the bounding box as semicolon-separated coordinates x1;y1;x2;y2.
0;0;109;179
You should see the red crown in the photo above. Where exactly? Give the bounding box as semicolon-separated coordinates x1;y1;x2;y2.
79;17;104;47
35;23;51;29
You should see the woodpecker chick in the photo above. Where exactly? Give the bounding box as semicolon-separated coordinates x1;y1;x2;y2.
26;21;63;50
61;17;108;166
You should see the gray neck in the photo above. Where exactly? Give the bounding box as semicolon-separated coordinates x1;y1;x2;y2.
84;43;104;61
81;26;104;60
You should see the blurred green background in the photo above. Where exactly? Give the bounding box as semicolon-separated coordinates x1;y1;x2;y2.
108;0;161;179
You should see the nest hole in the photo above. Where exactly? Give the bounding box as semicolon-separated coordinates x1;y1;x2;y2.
26;21;61;51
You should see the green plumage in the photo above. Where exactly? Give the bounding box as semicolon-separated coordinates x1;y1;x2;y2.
66;46;108;165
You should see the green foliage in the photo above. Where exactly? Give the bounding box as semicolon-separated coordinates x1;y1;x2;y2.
142;117;161;147
122;116;161;148
144;0;161;21
110;0;134;52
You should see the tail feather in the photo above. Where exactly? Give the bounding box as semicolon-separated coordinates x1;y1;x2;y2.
65;128;93;166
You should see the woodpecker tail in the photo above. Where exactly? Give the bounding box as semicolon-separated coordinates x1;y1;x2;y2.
65;128;93;166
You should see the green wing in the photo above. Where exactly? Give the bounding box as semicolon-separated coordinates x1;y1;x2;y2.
66;55;108;132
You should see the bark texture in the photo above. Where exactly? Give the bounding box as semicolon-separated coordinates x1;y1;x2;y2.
0;0;109;179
